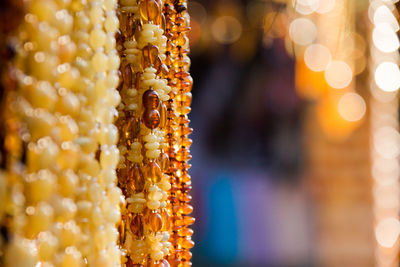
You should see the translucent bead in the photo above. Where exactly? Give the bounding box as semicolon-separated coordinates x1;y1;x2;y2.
131;163;145;192
183;216;195;226
158;103;167;129
130;214;144;237
178;227;193;237
145;161;162;183
123;64;134;89
143;109;160;129
124;116;140;142
148;212;163;232
179;237;194;249
142;89;160;109
142;44;159;67
139;0;161;23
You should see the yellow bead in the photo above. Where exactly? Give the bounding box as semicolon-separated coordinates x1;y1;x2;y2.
105;14;119;33
92;52;108;72
89;28;107;49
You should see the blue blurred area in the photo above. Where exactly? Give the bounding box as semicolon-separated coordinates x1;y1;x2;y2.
186;1;314;263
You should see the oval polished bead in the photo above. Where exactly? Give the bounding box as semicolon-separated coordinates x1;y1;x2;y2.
130;214;144;237
139;0;160;23
143;44;159;66
131;163;145;192
158;152;169;172
179;237;194;249
147;212;163;232
124;116;141;142
183;216;195;226
123;64;134;89
180;204;193;215
178;227;194;237
161;209;171;231
143;109;160;129
142;89;160;109
145;161;162;183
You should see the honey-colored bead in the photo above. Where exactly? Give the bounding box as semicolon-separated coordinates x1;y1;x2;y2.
142;89;160;109
139;0;161;23
147;212;163;232
130;214;144;237
177;227;193;237
123;63;134;89
124;116;140;142
143;109;160;129
178;237;194;249
183;216;195;226
131;163;145;192
179;204;193;215
145;161;162;183
158;152;169;172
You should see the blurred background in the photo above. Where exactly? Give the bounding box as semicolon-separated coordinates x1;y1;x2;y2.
186;0;400;266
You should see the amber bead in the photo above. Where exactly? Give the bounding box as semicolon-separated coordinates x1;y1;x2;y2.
143;109;161;129
180;250;192;261
143;89;160;109
178;261;192;267
124;116;140;142
160;259;171;267
120;12;135;39
123;64;134;89
159;103;167;129
176;92;192;106
177;126;193;136
131;163;145;192
158;152;170;172
139;0;161;23
183;216;195;226
142;44;159;67
174;216;184;227
179;204;193;215
178;227;193;237
176;106;191;115
179;192;192;203
130;214;144;237
179;137;192;148
135;72;142;89
134;20;143;42
167;256;181;267
119;220;126;244
161;209;171;231
177;115;190;125
145;161;162;183
179;237;194;249
176;148;191;161
126;258;144;267
147;212;163;232
180;173;191;183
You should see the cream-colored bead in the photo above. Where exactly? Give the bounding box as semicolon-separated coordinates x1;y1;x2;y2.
89;5;104;25
59;170;79;197
105;14;119;33
60;246;83;267
89;28;107;49
38;231;59;261
100;145;119;168
145;149;161;159
144;142;159;150
92;52;108;72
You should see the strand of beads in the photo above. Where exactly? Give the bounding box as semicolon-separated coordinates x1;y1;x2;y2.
116;0;173;266
164;1;194;266
70;0;122;266
2;0;83;265
0;0;123;266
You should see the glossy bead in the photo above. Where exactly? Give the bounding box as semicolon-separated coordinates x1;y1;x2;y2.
147;212;163;232
183;216;195;226
131;163;145;192
143;109;160;129
142;89;160;109
139;0;160;23
123;64;134;89
130;214;144;237
145;161;162;183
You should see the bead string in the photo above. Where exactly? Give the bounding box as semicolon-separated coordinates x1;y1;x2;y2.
116;0;173;266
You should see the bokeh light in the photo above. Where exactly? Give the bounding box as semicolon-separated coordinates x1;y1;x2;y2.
293;0;319;15
211;16;242;45
337;92;366;122
324;60;353;89
304;44;332;72
375;218;400;248
374;62;400;92
289;18;317;45
372;23;399;52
